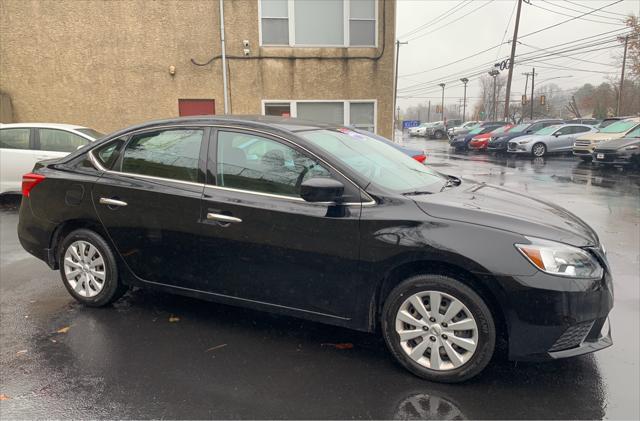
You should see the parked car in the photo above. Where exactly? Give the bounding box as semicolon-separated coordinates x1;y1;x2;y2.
567;118;599;126
468;124;514;151
592;126;640;167
508;124;597;157
18;116;613;383
353;128;426;163
573;118;640;162
409;122;433;137
596;116;633;129
427;119;462;140
447;121;480;138
449;122;505;151
487;119;564;153
0;123;103;194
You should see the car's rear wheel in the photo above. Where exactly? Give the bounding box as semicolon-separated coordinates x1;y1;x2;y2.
59;229;127;307
532;142;546;157
382;274;496;383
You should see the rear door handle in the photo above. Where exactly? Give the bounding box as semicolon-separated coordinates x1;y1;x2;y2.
99;197;128;207
207;213;242;224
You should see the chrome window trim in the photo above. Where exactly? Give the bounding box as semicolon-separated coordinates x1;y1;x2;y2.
87;123;377;206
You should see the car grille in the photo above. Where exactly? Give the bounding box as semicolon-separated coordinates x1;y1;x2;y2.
574;140;591;147
507;142;517;151
594;152;619;162
548;321;594;352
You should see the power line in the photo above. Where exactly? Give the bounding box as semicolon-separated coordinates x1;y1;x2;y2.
564;0;630;18
529;1;624;25
518;40;617;67
405;0;497;42
496;0;519;61
398;0;471;40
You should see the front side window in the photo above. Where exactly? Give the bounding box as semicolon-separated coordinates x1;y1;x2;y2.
573;126;592;134
38;129;88;152
95;137;126;168
0;128;30;149
301;129;446;193
121;129;203;182
535;125;560;136
217;131;331;197
261;0;376;47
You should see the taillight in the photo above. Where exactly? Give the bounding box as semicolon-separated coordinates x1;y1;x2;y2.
22;173;46;197
413;154;427;163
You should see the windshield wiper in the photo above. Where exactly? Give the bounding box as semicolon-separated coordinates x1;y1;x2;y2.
402;190;433;196
440;176;462;192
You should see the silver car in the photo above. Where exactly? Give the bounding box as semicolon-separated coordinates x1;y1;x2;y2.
507;124;597;157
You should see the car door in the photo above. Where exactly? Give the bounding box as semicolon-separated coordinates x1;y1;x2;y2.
198;128;364;321
0;127;38;193
549;126;575;153
92;127;207;287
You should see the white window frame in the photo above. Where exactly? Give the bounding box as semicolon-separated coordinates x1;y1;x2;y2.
258;0;378;48
261;99;377;133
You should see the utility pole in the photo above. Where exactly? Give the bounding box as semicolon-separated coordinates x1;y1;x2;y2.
503;0;524;120
616;35;629;116
460;78;469;122
530;67;537;120
489;69;500;120
439;83;446;121
427;100;431;122
393;40;408;134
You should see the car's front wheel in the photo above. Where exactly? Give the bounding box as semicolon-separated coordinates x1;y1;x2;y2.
433;131;445;140
532;142;546;157
59;229;127;307
382;274;496;383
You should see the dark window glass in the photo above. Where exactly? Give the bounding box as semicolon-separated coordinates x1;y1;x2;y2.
217;131;331;197
0;128;30;149
95;137;126;169
121;129;203;182
573;126;591;134
556;126;573;136
39;129;88;152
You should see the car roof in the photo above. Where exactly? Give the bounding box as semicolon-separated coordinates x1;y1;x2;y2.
0;122;90;130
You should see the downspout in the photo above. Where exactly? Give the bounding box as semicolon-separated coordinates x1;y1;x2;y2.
219;0;229;114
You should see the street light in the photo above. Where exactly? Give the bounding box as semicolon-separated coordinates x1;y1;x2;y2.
537;75;573;85
488;69;500;121
460;78;469;123
438;83;446;122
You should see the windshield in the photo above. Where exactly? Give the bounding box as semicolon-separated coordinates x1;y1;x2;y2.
77;128;105;139
600;120;638;133
509;124;529;133
535;125;561;135
301;129;446;194
468;127;483;135
490;125;511;135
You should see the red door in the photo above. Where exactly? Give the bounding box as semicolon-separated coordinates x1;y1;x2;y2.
178;99;215;116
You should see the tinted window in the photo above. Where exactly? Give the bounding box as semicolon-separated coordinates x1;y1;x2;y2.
573;126;591;134
555;126;573;136
39;129;88;152
95;137;126;169
0;128;30;149
217;131;331;197
121;129;203;182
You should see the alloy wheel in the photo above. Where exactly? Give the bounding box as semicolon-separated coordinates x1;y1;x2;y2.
63;240;106;297
395;291;478;371
533;143;546;157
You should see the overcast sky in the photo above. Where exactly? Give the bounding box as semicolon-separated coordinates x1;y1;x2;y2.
396;0;639;112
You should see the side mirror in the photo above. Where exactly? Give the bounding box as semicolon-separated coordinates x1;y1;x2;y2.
526;129;533;133
554;132;560;137
300;178;344;203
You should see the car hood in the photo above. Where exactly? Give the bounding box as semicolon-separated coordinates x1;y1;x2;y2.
412;182;598;247
577;131;626;142
508;134;539;143
594;137;640;150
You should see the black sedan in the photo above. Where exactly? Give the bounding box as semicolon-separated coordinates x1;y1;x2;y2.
18;116;613;383
592;127;640;167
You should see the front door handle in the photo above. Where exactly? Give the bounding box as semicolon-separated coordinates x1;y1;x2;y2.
207;213;242;224
99;197;128;207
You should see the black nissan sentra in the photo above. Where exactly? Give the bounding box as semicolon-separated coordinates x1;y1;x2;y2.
18;116;613;382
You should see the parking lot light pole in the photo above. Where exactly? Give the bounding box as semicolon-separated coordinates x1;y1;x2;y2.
488;70;500;121
460;78;469;122
439;83;445;122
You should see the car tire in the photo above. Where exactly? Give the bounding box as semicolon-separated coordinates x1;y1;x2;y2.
58;228;127;307
382;274;496;383
434;131;445;140
532;142;546;157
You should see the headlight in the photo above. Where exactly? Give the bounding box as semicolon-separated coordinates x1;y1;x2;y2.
518;139;531;144
515;237;603;279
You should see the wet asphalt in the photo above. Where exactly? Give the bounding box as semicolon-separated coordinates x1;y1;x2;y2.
0;137;638;419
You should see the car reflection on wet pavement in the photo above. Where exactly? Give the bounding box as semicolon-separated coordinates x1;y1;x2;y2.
1;137;638;419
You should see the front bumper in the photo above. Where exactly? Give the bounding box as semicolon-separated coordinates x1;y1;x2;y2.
593;150;634;165
493;266;614;361
507;142;531;153
573;147;593;156
487;141;508;151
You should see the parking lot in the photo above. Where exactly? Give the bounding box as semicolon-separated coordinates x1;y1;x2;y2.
1;136;638;419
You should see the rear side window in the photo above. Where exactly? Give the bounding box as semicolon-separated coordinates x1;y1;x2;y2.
39;129;88;152
0;128;30;149
216;131;331;197
95;137;126;168
121;129;204;182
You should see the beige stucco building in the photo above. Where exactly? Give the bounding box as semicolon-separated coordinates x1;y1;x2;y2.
0;0;396;138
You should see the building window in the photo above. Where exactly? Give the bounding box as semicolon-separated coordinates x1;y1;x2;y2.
260;0;376;47
262;100;377;133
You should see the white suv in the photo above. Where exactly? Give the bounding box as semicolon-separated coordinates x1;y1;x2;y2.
0;123;103;194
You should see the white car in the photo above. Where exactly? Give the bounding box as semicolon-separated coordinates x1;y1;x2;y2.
448;121;480;138
408;122;434;137
0;123;103;194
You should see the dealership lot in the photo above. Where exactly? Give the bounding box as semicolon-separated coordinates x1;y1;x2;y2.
1;137;638;419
